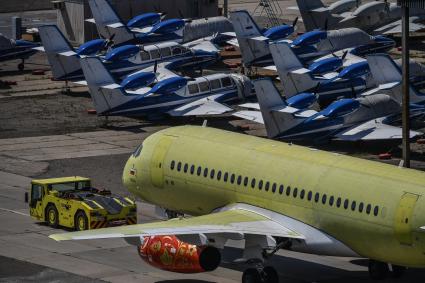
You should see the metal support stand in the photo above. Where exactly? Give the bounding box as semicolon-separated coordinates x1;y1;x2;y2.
402;6;410;168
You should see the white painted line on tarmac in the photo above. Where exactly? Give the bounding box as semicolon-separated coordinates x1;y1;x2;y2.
0;207;30;216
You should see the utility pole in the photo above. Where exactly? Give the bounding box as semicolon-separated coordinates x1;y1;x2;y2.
223;0;228;17
401;4;410;168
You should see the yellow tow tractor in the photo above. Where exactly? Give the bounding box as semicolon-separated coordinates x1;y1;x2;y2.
26;176;137;231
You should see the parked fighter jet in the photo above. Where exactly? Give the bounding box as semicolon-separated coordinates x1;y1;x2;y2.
296;0;425;34
0;33;39;70
87;0;233;47
37;25;219;81
80;57;252;118
229;10;394;68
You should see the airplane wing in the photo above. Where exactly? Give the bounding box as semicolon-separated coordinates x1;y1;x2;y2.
233;110;264;124
49;208;304;241
335;118;421;141
133;62;177;81
168;94;233;116
375;19;425;35
226;38;239;47
238;103;260;110
183;38;219;53
85;18;96;24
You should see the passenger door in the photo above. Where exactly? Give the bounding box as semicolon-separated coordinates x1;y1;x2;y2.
394;192;420;245
150;136;175;188
30;184;44;219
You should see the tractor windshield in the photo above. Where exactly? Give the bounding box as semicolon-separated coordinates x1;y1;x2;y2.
48;181;91;192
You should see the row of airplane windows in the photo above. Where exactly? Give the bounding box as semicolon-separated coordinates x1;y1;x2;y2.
187;76;234;95
169;161;381;217
140;46;190;61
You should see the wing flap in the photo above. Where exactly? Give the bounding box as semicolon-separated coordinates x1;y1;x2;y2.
168;95;232;116
50;208;304;241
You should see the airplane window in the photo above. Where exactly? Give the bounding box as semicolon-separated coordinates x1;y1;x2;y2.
366;204;371;214
188;84;200;95
374;206;379;216
314;192;320;203
230;174;235;184
203;168;208;177
190;165;195;174
172;47;182;55
279;185;284;194
251;178;256;188
300;189;305;199
224;172;228;182
160;47;171;57
210;169;215;179
210;79;221;90
184;163;188;173
307;191;312;201
329;196;334;206
141;51;150;61
237;175;242;185
197;166;202;176
336;197;342;207
177;162;182;172
351;201;356;211
272;183;277;193
150;49;161;59
244;177;248;186
258;180;263;190
293;188;298;198
170;161;175;170
221;77;232;87
359;202;364;213
286;186;291;196
199;81;209;92
217;171;222;180
322;194;327;204
265;182;270;192
344;199;349;209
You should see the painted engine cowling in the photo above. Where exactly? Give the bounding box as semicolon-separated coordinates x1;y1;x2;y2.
104;45;140;61
150;76;188;95
287;92;317;109
337;61;370;80
121;72;156;89
138;235;221;273
150;19;185;34
127;13;161;28
292;30;327;47
77;39;106;56
321;98;360;118
309;57;342;75
263;25;294;41
350;36;395;57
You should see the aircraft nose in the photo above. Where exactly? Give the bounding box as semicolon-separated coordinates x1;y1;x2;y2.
123;149;140;193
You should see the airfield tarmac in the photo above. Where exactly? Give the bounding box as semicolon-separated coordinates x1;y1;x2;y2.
2;1;425;282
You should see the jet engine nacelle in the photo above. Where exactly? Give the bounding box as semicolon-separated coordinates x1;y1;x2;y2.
127;13;161;29
309;57;343;75
77;39;106;56
150;19;185;35
121;72;156;89
337;61;370;80
105;45;140;61
138;235;221;273
292;30;327;47
263;25;294;41
287;92;317;109
150;76;188;95
322;98;360;118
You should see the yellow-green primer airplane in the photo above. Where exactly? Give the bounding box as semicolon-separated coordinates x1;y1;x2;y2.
50;126;425;282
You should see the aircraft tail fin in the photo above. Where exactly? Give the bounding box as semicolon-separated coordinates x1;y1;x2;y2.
229;11;270;67
269;42;317;98
254;79;303;138
296;0;332;31
80;57;133;115
88;0;135;45
367;54;425;104
38;25;81;80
